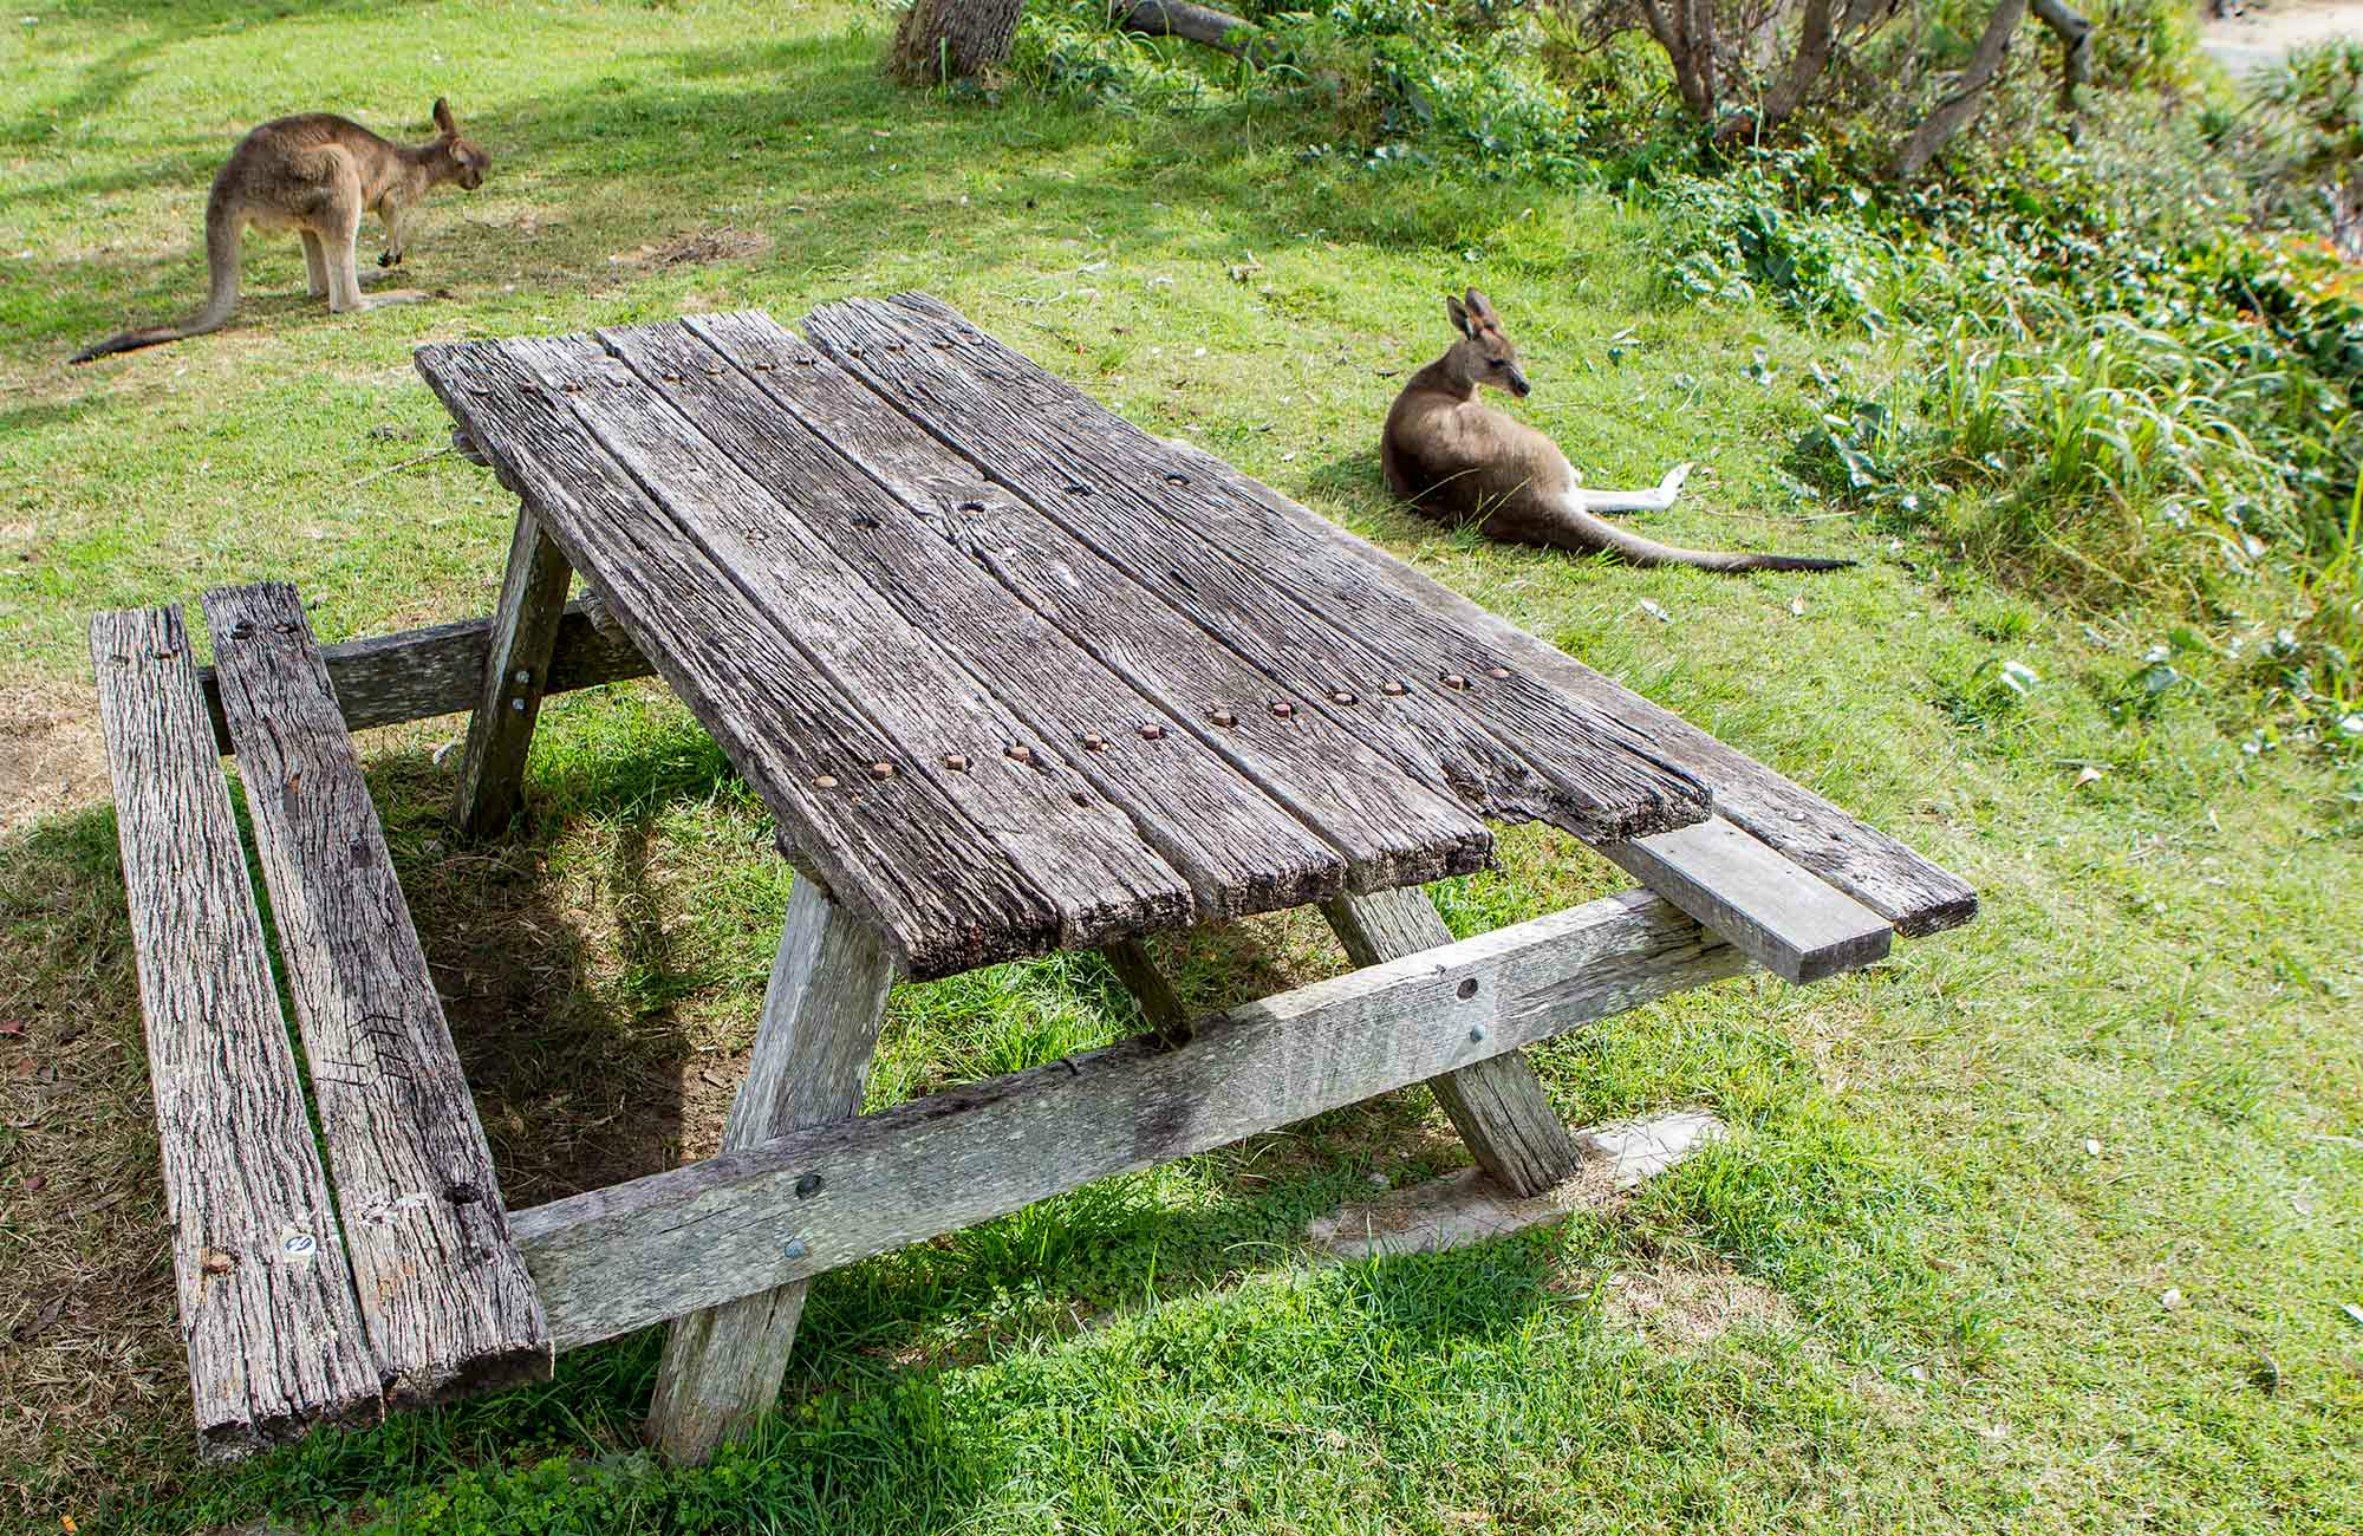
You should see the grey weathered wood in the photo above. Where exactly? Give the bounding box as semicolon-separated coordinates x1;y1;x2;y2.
451;506;573;839
648;877;897;1464
506;331;1192;953
657;311;1489;904
89;604;384;1458
511;887;1749;1348
802;296;1713;845
1322;886;1581;1197
195;601;651;752
416;340;1074;979
1603;815;1890;983
1100;937;1193;1046
851;293;1976;935
203;583;553;1406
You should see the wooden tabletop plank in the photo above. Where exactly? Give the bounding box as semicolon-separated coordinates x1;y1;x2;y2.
802;296;1714;846
844;293;1974;938
203;582;553;1406
502;333;1192;952
89;605;384;1456
415;340;1068;978
658;311;1495;899
593;318;1356;917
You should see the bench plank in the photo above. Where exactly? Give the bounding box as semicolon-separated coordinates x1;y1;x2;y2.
416;340;1078;978
89;605;383;1457
512;887;1749;1350
1603;816;1892;983
202;582;552;1407
501;332;1193;954
613;316;1502;910
847;293;1976;937
802;296;1714;845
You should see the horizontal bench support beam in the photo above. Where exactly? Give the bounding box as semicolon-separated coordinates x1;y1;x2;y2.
511;887;1751;1349
194;601;652;753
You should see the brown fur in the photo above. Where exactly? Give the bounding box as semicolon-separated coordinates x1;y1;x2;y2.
72;100;490;363
1381;290;1850;573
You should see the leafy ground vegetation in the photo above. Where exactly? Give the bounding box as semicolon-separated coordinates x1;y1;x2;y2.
1;0;2359;1531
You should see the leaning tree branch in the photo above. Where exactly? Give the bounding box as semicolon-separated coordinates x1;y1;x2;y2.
1111;0;1276;64
1894;0;2030;178
2029;0;2094;113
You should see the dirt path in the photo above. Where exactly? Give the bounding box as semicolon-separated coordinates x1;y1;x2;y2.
2203;0;2363;78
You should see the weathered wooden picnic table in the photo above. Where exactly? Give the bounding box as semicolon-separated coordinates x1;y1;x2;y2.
92;294;1972;1466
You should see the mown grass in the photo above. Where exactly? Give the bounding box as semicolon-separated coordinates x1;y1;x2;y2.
1;1;2359;1531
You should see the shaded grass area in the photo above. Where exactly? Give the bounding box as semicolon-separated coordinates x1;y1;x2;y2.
1;1;2360;1531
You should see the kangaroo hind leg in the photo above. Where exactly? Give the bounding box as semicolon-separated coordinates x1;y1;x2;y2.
300;230;330;299
323;198;429;313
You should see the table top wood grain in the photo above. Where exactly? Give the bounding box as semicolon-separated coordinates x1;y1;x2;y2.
418;295;1969;978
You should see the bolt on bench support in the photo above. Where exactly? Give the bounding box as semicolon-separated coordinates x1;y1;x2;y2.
1322;888;1581;1197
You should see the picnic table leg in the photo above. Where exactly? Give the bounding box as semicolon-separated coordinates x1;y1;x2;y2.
451;503;572;839
645;877;897;1464
1323;888;1582;1197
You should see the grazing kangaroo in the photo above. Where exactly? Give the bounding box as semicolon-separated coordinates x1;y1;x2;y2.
71;100;490;364
1381;290;1851;572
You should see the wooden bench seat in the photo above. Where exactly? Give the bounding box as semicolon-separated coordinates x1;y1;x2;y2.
92;585;551;1459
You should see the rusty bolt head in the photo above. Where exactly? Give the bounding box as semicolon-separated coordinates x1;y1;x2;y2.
1083;733;1107;751
1488;666;1511;680
1138;723;1165;741
811;773;840;789
1005;745;1034;764
1382;680;1407;696
1442;673;1469;690
1269;701;1295;719
1330;690;1357;705
942;753;970;772
1209;709;1237;727
869;761;896;780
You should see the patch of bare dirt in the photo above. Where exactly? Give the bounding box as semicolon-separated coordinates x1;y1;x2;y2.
0;681;107;840
1598;1261;1799;1347
608;226;774;272
2204;0;2363;78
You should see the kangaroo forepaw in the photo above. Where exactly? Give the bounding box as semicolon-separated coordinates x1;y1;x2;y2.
378;250;403;268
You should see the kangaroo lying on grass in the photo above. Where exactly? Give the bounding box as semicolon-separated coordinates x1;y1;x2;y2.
1381;290;1851;572
72;100;490;363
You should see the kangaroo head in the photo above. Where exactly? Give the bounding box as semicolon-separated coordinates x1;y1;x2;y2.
1444;289;1529;399
428;98;491;191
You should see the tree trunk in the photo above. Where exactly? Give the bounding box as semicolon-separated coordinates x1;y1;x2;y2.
1894;0;2030;178
1637;0;1720;120
1111;0;1273;62
890;0;1027;83
1714;0;1839;144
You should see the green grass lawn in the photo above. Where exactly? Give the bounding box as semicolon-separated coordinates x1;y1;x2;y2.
2;1;2359;1530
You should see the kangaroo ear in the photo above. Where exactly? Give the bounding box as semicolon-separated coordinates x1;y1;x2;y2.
1445;294;1472;337
432;98;458;137
1463;289;1496;325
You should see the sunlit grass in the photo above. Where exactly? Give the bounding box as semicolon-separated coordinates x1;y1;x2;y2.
0;2;2358;1533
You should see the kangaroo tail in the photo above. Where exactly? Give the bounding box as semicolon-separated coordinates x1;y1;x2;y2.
1530;490;1852;573
1577;461;1691;516
70;195;240;363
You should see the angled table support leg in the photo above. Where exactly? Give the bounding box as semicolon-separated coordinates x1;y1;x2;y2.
1322;888;1582;1197
646;877;897;1464
451;503;572;839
